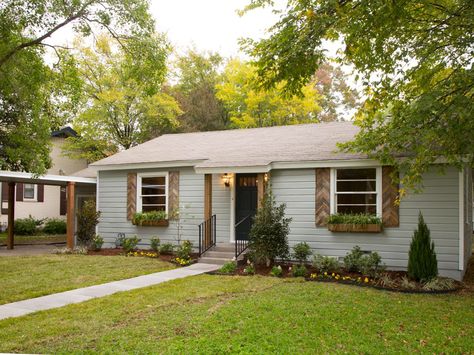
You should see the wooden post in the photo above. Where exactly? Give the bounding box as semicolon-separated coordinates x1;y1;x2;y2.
257;173;265;208
7;182;15;250
204;174;212;244
66;181;75;249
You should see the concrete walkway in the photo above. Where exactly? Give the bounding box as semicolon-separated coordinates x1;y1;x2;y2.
0;263;219;321
0;244;62;256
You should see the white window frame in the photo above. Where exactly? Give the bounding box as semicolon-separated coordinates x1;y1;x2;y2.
23;183;37;201
330;167;382;217
136;172;169;214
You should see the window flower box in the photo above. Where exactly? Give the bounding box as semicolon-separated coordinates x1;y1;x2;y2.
132;211;169;227
326;213;383;233
132;219;169;227
327;223;382;233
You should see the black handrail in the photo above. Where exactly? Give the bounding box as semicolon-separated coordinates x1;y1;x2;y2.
234;215;251;260
198;214;216;256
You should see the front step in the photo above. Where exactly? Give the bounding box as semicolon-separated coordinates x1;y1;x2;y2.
198;256;230;265
198;243;236;265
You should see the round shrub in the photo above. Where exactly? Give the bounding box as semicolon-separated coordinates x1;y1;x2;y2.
292;242;312;264
43;218;67;234
14;218;37;235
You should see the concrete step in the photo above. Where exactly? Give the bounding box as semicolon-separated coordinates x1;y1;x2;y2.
211;243;235;252
203;251;234;258
198;257;230;265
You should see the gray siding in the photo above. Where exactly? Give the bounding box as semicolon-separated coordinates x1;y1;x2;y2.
271;167;462;279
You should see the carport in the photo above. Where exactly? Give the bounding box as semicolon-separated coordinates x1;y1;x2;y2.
0;171;96;249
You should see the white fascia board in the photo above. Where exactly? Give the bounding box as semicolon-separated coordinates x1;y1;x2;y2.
0;170;96;185
90;160;206;172
194;165;271;174
270;159;381;170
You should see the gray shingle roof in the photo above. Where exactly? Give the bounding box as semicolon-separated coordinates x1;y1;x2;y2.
91;121;365;169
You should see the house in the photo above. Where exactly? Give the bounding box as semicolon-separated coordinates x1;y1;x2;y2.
0;127;89;227
90;122;473;280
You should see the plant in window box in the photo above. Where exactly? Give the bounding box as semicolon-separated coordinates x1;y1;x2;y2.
132;211;169;226
327;213;383;233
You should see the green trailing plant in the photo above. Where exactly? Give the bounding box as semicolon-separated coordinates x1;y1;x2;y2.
327;213;382;225
76;200;101;246
219;261;237;274
291;265;307;278
407;213;438;282
159;243;174;255
292;242;312;264
90;235;104;251
43;218;67;234
150;237;161;252
249;190;291;266
13;217;37;235
312;254;340;273
122;236;141;253
176;240;193;260
132;211;167;225
270;265;283;277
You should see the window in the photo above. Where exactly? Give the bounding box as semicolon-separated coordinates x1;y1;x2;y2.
23;184;37;201
137;173;168;213
331;168;381;216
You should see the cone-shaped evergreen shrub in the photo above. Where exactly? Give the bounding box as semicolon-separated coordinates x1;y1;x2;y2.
407;212;438;281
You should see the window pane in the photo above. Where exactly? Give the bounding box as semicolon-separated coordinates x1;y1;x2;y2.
337;180;376;192
142;176;165;186
142;196;166;205
142;186;166;195
142;205;166;212
337;169;376;180
337;193;377;205
337;205;376;215
239;176;257;187
24;184;35;199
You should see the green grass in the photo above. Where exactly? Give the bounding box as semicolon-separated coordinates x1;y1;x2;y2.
0;232;66;245
0;275;472;353
0;255;174;304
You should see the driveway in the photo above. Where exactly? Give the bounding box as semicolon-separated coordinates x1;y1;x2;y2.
0;244;63;257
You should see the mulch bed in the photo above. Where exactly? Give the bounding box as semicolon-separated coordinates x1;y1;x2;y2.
86;248;198;265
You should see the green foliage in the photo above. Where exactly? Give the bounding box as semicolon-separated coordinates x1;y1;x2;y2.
122;236;141;253
312;254;340;273
14;218;37;235
269;265;283;277
327;213;382;225
76;200;101;247
292;242;312;264
176;240;193;260
243;262;255;275
291;264;307;278
243;0;474;189
343;246;384;277
159;243;174;255
422;277;455;291
407;213;438;282
132;211;167;225
249;190;291;266
90;235;104;251
343;246;364;272
219;261;237;274
150;237;160;252
43;219;67;235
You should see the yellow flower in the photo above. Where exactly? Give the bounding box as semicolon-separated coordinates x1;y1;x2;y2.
332;273;335;277
364;277;369;283
324;272;327;276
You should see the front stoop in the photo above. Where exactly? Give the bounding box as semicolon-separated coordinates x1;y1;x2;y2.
198;243;236;265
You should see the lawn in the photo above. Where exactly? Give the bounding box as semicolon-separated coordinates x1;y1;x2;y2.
0;232;66;245
0;255;173;304
0;275;472;353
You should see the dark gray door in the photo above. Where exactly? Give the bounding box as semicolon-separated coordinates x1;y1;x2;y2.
235;174;258;241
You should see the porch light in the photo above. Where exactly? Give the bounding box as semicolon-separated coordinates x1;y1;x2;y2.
264;173;268;183
222;173;231;187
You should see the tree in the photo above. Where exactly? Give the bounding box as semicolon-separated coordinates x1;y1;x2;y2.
216;59;322;128
242;0;474;189
407;213;438;282
0;0;155;173
62;35;181;161
170;50;229;132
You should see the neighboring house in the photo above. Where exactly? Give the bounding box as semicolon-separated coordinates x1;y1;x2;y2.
90;122;473;280
0;127;88;225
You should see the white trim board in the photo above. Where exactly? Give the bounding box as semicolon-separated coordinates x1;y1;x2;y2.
0;170;96;185
459;167;465;270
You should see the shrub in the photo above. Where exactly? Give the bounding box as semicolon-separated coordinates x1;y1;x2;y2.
159;243;174;255
115;233;126;248
90;235;104;251
292;264;307;277
313;254;340;273
14;217;37;235
43;218;67;234
176;240;193;260
249;191;291;266
54;246;88;255
407;213;438;282
400;276;417;290
243;262;255;275
360;252;384;278
343;246;364;272
270;265;283;277
327;213;382;225
76;200;100;247
122;236;141;253
219;261;237;274
132;211;167;225
379;274;396;288
150;237;161;252
422;277;455;291
292;242;312;264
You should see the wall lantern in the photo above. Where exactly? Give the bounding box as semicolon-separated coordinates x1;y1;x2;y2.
264;173;269;183
222;173;231;187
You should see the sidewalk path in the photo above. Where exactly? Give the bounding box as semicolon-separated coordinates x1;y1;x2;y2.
0;263;219;321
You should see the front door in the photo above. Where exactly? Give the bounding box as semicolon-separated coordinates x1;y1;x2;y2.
235;174;258;241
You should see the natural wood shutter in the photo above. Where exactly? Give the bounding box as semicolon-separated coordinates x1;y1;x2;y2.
382;166;399;227
127;173;137;220
1;183;8;214
315;168;331;226
16;183;23;202
37;184;44;202
168;171;180;219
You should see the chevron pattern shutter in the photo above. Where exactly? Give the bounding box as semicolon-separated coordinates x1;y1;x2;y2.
315;168;331;226
168;171;179;219
127;173;137;221
382;166;399;227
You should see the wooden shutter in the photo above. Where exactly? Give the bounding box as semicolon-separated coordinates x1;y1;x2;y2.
60;186;67;215
382;166;399;227
127;173;137;220
168;171;180;219
1;183;8;214
315;168;331;226
16;183;23;202
37;184;44;202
